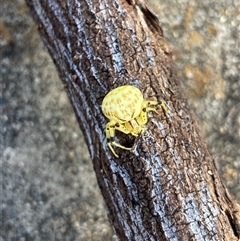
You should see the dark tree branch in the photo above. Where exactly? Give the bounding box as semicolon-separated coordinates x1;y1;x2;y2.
25;0;240;240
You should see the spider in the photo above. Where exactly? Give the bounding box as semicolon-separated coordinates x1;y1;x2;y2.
101;85;167;157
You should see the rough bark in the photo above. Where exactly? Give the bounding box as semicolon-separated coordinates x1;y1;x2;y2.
25;0;240;240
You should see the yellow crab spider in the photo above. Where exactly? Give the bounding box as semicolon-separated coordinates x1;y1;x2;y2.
101;85;167;157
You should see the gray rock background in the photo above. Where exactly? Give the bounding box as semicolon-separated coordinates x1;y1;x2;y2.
1;0;239;240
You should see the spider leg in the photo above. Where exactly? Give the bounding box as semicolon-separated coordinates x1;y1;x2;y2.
140;100;168;124
107;140;132;158
111;141;132;150
158;100;168;117
139;100;158;124
105;121;132;157
107;141;119;158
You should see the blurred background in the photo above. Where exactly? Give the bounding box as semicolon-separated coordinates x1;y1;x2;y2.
1;0;239;240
